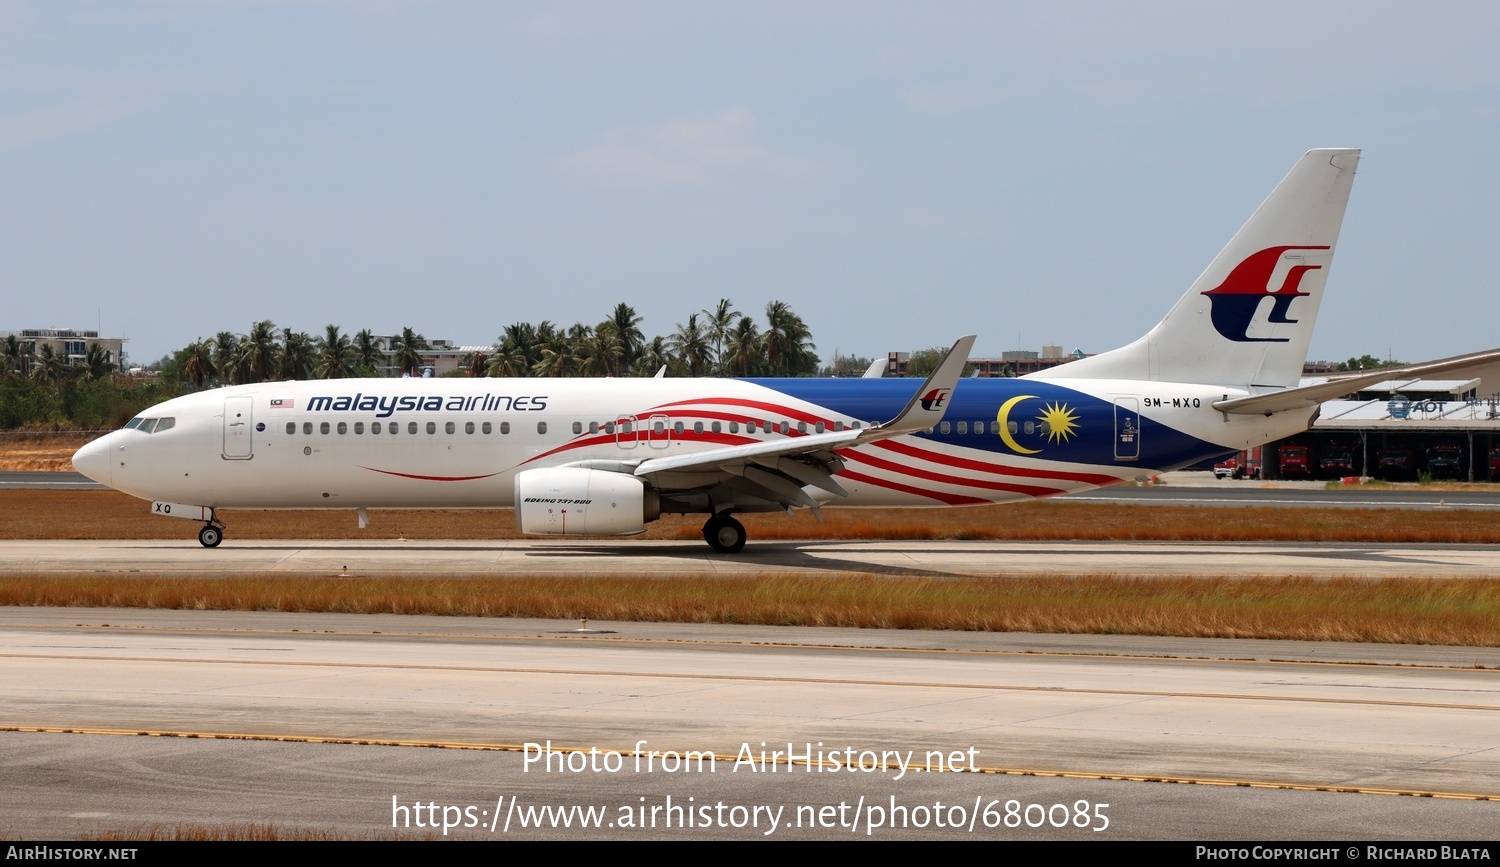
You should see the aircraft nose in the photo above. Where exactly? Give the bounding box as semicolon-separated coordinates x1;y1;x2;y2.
72;436;113;486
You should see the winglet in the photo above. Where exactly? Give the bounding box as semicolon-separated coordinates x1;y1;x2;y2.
869;335;975;436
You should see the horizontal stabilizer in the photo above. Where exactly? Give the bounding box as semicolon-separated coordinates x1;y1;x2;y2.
1213;347;1500;415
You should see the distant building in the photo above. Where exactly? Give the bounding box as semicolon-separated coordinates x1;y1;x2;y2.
365;335;487;377
2;328;125;371
884;346;1088;377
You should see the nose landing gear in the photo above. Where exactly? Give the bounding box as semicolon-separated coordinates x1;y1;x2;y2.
197;521;225;548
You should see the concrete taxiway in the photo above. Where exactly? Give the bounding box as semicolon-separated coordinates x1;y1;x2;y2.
2;608;1498;840
5;537;1500;577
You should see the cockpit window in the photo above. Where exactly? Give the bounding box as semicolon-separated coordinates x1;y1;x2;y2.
126;416;175;434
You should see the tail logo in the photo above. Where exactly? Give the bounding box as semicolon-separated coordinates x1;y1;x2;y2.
919;388;951;411
1201;245;1329;343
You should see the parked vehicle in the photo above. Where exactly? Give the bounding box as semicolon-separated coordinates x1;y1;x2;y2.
1425;444;1464;480
1278;443;1313;478
1377;447;1417;481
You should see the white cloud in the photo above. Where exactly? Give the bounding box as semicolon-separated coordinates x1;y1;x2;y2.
559;107;811;188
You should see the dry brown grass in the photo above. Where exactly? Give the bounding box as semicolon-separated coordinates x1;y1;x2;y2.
7;490;1500;544
0;432;94;472
5;573;1500;646
81;823;344;841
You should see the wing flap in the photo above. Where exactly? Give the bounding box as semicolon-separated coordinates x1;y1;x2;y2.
631;334;975;509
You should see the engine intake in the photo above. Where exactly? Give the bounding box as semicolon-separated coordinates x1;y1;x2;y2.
514;467;660;536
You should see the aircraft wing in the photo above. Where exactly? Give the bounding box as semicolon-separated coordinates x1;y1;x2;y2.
628;335;975;508
1212;347;1500;415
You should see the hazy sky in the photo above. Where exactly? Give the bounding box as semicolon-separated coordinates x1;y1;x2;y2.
3;2;1498;369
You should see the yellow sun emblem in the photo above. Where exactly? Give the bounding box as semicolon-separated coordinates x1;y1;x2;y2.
1036;402;1080;444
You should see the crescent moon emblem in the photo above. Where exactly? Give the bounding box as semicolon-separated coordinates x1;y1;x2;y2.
996;395;1041;455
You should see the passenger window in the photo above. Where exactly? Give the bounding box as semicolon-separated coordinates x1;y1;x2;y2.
957;421;967;434
354;422;364;434
990;421;1000;434
797;422;807;434
426;422;437;435
465;421;475;434
728;422;738;434
589;421;599;434
815;421;825;433
940;422;951;434
779;421;789;435
337;422;347;435
712;421;721;433
445;421;455;434
604;422;615;434
572;421;583;434
482;422;491;434
673;421;684;434
501;422;510;434
372;422;382;434
1008;422;1018;434
320;422;330;435
408;422;418;434
285;422;295;435
303;422;313;435
693;421;703;433
537;421;547;435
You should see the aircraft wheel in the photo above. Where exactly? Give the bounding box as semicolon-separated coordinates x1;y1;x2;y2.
198;525;223;548
703;515;746;554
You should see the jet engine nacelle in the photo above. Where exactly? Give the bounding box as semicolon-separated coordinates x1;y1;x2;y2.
514;467;660;536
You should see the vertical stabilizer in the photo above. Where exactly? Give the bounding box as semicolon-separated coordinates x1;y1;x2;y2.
1032;148;1360;389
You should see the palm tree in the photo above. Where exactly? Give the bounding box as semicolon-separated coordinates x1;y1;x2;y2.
29;344;68;385
531;328;576;377
703;298;739;375
82;342;115;380
182;340;215;389
669;313;710;377
315;324;357;379
485;337;529;377
636;336;671;377
607;303;644;374
277;328;314;380
725;316;762;377
239;320;278;384
464;350;488;377
0;334;24;377
762;300;817;376
212;331;241;385
353;329;381;376
392;327;427;377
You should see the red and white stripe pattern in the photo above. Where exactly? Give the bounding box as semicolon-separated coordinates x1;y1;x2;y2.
519;391;1129;507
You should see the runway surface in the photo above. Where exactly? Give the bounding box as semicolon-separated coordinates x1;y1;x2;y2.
11;469;1500;510
3;608;1498;840
6;536;1500;577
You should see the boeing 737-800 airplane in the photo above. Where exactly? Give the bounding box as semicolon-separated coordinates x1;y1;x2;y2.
72;148;1488;553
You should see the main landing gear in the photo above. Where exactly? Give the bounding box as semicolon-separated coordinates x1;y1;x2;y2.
702;514;746;554
198;519;226;548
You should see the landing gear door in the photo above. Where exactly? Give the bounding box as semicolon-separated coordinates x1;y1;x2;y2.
1114;398;1140;461
223;396;254;460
